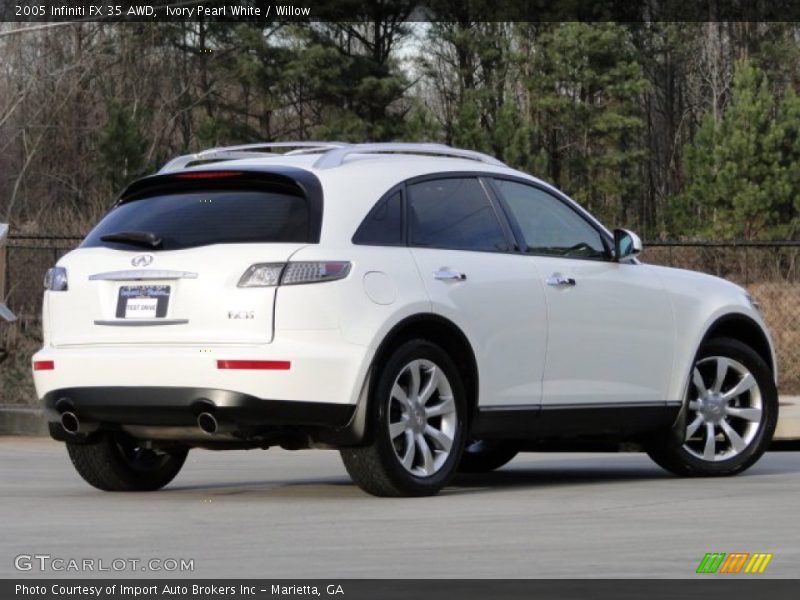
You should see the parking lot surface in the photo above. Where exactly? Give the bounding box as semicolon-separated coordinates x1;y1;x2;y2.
2;437;798;578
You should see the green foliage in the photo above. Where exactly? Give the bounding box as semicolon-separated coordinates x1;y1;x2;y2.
399;98;442;143
215;21;412;143
494;100;534;169
771;87;800;239
97;104;148;192
16;20;800;242
521;23;647;225
452;91;492;153
672;60;800;240
429;22;646;226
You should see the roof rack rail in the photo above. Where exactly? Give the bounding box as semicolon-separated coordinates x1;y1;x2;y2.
159;141;350;173
312;143;508;169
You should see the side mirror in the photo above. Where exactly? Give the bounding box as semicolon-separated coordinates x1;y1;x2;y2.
614;229;642;261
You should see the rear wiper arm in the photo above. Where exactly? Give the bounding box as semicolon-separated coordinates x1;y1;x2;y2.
100;231;162;249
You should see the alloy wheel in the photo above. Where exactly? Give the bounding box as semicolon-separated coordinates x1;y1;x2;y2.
387;358;457;477
683;356;763;462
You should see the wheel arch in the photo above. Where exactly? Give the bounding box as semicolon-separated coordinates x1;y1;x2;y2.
700;313;775;377
657;310;776;450
333;313;479;446
371;313;479;419
676;312;776;404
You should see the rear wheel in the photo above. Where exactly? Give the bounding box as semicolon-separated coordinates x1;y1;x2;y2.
340;339;467;497
458;440;518;473
647;337;777;477
66;432;188;491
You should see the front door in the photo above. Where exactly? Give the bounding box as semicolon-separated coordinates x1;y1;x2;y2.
490;178;675;406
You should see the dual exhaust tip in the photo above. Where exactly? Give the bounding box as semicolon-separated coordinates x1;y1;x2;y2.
60;411;97;434
59;410;228;436
197;411;230;435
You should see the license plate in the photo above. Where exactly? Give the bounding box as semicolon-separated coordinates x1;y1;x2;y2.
116;285;170;319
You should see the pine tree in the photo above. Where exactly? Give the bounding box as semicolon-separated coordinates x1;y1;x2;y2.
519;23;647;225
672;59;799;240
769;87;800;239
97;104;147;193
452;91;492;153
494;100;533;169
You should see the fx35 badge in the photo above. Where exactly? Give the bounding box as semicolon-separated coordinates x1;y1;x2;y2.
228;310;255;320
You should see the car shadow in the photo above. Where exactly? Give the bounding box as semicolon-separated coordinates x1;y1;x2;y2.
445;450;800;496
454;463;668;487
164;455;664;498
161;451;800;499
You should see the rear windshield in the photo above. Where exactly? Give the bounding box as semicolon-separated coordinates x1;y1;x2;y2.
82;189;310;250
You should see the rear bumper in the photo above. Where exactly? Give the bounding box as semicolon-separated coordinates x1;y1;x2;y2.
42;386;357;446
42;386;355;430
32;331;373;406
33;334;372;446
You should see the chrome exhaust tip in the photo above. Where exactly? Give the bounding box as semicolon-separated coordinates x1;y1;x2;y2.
197;412;222;435
60;411;97;434
61;411;80;434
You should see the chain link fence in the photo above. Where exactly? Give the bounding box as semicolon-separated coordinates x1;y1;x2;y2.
1;235;82;404
4;235;83;321
1;236;798;400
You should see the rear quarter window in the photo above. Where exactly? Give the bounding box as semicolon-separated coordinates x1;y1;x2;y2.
352;191;403;246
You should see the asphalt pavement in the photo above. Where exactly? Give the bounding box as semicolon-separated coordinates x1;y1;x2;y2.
1;437;798;578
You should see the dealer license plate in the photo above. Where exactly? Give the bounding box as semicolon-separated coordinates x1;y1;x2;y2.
115;285;171;319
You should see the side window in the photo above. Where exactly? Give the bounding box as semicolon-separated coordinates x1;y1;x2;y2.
353;191;403;246
407;178;508;252
493;179;608;260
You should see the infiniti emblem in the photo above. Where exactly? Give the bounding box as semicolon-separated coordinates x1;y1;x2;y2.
131;254;154;267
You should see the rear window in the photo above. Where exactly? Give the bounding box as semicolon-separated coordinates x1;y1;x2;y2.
82;189;310;250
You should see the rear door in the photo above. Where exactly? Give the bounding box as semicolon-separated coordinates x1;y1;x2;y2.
48;172;317;346
490;178;675;406
406;176;548;408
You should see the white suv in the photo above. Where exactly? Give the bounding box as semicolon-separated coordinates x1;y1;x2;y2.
32;142;778;497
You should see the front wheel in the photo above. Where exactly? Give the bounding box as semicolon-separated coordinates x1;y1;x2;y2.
66;432;188;491
340;339;467;497
647;337;777;477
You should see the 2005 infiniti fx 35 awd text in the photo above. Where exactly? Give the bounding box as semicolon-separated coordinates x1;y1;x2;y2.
32;142;778;497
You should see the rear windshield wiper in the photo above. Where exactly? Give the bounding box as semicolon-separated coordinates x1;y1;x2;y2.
100;231;163;249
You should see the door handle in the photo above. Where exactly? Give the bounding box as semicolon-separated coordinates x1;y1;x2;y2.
545;274;576;287
434;269;467;281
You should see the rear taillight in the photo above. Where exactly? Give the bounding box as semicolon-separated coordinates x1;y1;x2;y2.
237;261;350;288
33;360;55;371
44;267;68;291
238;263;284;288
281;262;351;285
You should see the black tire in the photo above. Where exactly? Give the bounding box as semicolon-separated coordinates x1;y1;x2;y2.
458;440;518;473
66;432;188;491
647;337;777;477
340;339;467;497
